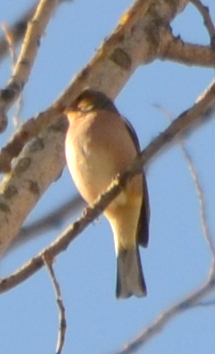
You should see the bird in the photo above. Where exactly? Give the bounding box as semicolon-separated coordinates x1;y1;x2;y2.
64;89;150;299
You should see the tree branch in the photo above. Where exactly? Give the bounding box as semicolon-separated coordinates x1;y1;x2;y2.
154;103;215;259
0;0;58;132
0;0;74;63
0;117;67;256
114;263;215;354
0;0;190;173
43;253;67;354
8;195;84;253
159;27;215;66
191;0;215;46
0;0;191;256
0;2;37;63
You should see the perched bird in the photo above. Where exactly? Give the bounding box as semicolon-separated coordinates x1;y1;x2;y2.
64;89;150;299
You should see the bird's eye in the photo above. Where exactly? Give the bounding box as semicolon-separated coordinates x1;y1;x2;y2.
78;99;94;112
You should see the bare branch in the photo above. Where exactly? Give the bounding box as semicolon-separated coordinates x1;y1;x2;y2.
0;0;192;256
0;0;58;132
159;27;215;67
0;3;37;63
0;109;62;173
52;0;189;110
43;253;67;354
191;0;215;46
0;77;214;293
0;117;67;256
8;195;84;253
153;104;215;260
1;23;17;67
0;0;190;173
180;144;215;258
0;0;74;63
113;264;215;354
196;299;215;307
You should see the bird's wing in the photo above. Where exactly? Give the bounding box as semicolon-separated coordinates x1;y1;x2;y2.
122;116;141;152
123;116;150;248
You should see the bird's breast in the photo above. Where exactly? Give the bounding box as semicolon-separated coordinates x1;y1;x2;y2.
66;126;118;202
65;111;139;204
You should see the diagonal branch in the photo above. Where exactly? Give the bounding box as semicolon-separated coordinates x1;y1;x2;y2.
0;0;74;63
0;0;58;132
114;263;215;354
153;104;215;260
180;143;215;258
8;194;84;253
0;2;37;63
0;116;68;256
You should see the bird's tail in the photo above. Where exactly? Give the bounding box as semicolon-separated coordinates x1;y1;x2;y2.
116;247;147;299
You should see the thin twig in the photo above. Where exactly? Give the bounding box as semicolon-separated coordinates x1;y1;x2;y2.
1;23;17;67
191;0;215;46
43;253;67;354
180;144;215;257
113;263;215;354
0;0;58;131
0;3;37;63
1;23;22;127
0;0;74;63
196;299;215;307
153;103;215;259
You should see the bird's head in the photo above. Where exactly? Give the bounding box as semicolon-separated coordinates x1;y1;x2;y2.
64;89;118;114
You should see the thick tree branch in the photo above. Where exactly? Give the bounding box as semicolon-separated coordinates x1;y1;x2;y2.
0;117;67;256
0;0;190;256
0;0;189;173
0;109;61;173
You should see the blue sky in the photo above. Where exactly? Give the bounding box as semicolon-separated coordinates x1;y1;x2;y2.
0;1;215;353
